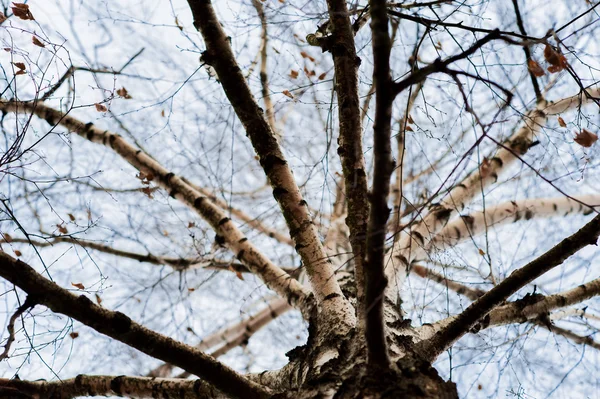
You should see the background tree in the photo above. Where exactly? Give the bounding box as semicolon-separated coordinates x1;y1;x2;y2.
1;0;599;398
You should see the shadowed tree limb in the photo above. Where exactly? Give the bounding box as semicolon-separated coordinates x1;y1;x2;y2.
364;0;395;368
0;251;270;399
415;213;600;362
0;375;224;399
324;0;370;324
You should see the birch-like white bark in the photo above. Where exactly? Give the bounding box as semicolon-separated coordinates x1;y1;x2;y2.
0;100;312;315
387;87;600;299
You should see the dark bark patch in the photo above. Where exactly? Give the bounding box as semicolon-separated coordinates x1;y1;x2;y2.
237;249;245;261
110;376;125;395
218;217;230;226
434;207;452;225
272;187;289;200
112;312;132;334
324;293;341;301
238;237;248;243
194;197;205;208
460;215;475;231
261;154;287;173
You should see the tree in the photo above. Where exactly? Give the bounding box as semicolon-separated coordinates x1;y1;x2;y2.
1;0;599;397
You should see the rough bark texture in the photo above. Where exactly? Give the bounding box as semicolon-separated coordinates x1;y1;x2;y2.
189;0;355;332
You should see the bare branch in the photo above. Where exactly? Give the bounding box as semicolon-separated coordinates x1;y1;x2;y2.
0;100;312;314
189;0;354;328
0;251;270;399
415;213;600;362
364;0;395;368
0;375;223;399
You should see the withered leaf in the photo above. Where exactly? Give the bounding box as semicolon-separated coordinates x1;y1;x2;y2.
404;125;413;132
407;115;414;124
544;44;567;73
57;224;68;234
3;233;13;243
0;12;7;24
32;36;45;48
69;332;79;339
289;70;299;79
68;213;76;222
318;72;327;80
94;103;108;112
95;294;102;304
574;129;598;148
478;248;486;256
11;3;35;21
12;62;25;71
300;51;315;62
14;250;22;257
188;222;195;228
71;282;85;290
282;90;294;99
557;117;566;128
527;60;545;77
141;187;154;199
116;87;132;99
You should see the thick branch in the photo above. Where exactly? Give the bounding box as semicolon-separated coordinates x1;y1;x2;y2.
0;252;269;399
0;375;224;399
0;99;312;315
415;213;600;361
364;0;394;368
189;0;354;327
325;0;370;319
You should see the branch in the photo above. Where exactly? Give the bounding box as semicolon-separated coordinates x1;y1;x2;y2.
189;0;354;328
363;0;394;368
0;252;269;399
0;99;312;315
321;0;370;324
478;277;600;330
393;30;503;95
415;213;600;362
510;0;542;102
0;375;224;399
0;296;33;361
426;195;600;259
149;297;291;378
251;0;278;136
387;102;547;298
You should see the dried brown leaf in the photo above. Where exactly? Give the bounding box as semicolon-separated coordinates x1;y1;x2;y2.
282;90;294;99
11;3;34;20
527;60;545;77
14;250;22;257
69;332;79;339
94;103;108;112
289;70;299;79
57;224;68;234
3;233;13;243
318;72;327;80
574;129;598;148
12;62;25;71
95;294;102;304
71;282;85;290
68;213;76;221
557;117;566;128
32;36;45;48
0;12;7;24
116;87;132;99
